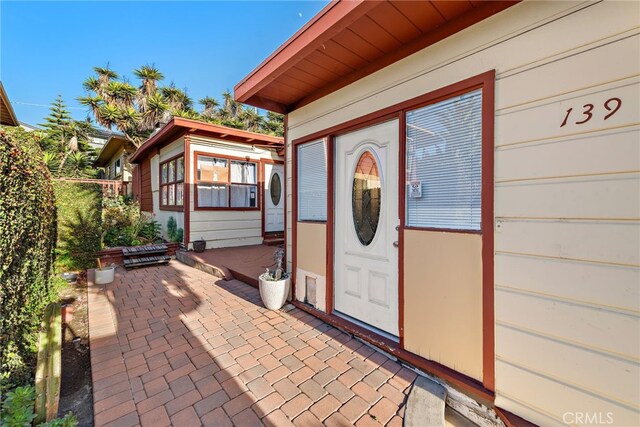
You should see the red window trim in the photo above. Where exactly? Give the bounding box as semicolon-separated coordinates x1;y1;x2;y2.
194;151;260;211
159;154;185;211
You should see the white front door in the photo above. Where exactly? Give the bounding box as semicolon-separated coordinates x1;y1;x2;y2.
264;163;285;233
334;120;399;336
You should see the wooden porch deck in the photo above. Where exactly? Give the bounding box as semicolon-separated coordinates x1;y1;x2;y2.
176;245;280;287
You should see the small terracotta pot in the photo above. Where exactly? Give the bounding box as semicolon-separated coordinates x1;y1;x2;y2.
62;305;74;324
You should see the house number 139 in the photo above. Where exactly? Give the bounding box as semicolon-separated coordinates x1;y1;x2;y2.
560;97;622;127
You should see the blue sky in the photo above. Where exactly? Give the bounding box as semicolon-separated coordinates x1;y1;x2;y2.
1;1;328;126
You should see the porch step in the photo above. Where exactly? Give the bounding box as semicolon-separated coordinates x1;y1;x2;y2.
123;255;171;269
122;244;171;269
122;244;168;257
263;237;284;246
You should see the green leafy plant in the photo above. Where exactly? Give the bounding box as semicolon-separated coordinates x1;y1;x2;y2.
0;127;58;394
166;216;184;243
102;196;160;247
0;386;77;427
53;182;102;271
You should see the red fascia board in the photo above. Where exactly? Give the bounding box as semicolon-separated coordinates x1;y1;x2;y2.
234;0;378;105
130;117;283;163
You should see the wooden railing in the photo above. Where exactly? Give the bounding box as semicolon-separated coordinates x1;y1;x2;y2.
53;177;129;196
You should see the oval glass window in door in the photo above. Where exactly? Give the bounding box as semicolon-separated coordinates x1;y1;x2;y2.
352;151;381;246
270;172;282;206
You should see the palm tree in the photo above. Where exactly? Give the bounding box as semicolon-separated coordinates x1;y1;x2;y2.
65;152;91;177
134;65;164;115
199;96;219;120
241;107;265;132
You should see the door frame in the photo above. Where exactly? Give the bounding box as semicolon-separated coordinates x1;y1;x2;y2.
260;159;285;237
290;70;495;401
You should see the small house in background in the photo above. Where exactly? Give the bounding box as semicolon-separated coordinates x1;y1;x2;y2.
129;117;284;250
94;135;134;195
236;1;639;426
0;81;19;126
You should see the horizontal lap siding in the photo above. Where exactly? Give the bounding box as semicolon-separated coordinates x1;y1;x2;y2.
492;4;640;426
287;1;640;425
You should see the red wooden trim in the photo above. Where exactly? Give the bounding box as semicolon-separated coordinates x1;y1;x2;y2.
193;151;260;211
131;117;283;163
398;112;406;348
292;112;399;146
291;141;298;301
291;300;495;404
325;136;335;314
481;70;496;391
283;115;288;272
159;153;185;209
260;158;285;238
495;407;538;427
158;206;184;212
184;135;191;248
404;226;482;235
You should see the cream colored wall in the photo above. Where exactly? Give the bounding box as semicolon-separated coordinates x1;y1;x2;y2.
152;137;185;240
295;222;327;311
285;1;640;425
403;230;483;381
295;222;326;275
187;136;283;249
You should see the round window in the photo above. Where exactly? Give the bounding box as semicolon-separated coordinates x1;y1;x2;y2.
352;151;381;246
270;172;282;206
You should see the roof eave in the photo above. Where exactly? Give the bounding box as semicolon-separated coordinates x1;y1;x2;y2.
234;0;379;108
0;82;19;126
130;118;284;163
95;136;127;167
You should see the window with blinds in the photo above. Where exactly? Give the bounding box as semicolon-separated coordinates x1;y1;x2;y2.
297;140;327;221
405;88;482;230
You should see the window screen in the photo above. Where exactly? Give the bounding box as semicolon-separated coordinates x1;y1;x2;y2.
405;89;482;230
297;140;327;221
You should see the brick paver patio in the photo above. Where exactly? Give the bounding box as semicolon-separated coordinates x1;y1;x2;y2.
88;262;417;426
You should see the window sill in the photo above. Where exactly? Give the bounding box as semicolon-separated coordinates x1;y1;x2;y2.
159;206;184;212
194;207;260;211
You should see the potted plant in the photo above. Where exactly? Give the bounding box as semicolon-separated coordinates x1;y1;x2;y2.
259;247;290;310
94;258;115;285
193;238;206;253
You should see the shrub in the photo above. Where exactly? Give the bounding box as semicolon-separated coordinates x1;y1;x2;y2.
102;196;160;247
0;127;58;394
53;182;102;271
166;216;184;243
0;385;77;427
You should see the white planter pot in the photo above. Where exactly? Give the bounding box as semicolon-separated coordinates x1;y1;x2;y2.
259;275;290;310
94;267;116;285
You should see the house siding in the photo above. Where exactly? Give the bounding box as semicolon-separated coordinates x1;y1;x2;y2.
286;1;640;425
139;157;153;212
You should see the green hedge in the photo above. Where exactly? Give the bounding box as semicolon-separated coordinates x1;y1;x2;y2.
53;181;102;271
0;127;58;394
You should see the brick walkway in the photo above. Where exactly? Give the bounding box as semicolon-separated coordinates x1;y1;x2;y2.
88;262;417;426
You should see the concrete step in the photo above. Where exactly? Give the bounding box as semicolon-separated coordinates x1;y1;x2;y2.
263;237;284;246
405;376;447;427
